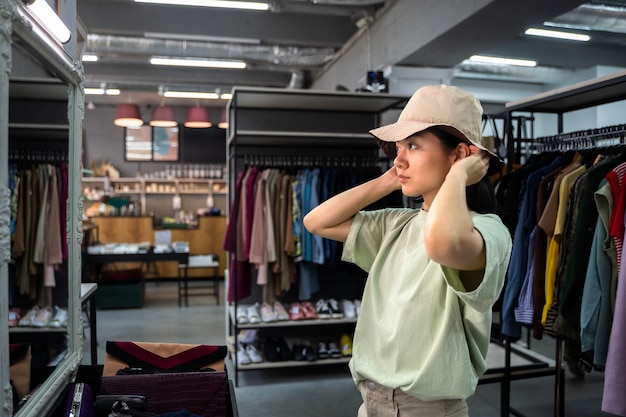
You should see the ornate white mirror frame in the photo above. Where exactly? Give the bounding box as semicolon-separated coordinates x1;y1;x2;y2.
0;0;84;416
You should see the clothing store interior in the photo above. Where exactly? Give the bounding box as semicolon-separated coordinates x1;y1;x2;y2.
4;0;626;416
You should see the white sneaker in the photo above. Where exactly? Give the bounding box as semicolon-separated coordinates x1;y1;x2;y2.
49;306;68;328
247;304;261;324
19;305;39;327
31;306;52;328
341;299;356;319
246;344;264;363
237;343;251;365
236;305;249;325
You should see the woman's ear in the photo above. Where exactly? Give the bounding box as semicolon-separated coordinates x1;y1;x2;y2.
456;143;471;159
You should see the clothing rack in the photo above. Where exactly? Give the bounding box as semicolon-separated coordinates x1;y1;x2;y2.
502;71;626;417
8;148;68;163
534;123;626;152
242;154;381;169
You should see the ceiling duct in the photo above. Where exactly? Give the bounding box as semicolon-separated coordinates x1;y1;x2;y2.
87;34;336;68
454;62;575;84
548;3;626;34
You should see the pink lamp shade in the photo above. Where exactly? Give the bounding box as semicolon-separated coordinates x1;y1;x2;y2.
114;104;143;127
149;105;177;127
217;108;228;129
184;106;212;128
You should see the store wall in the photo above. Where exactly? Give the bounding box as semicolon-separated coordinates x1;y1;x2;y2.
83;104;229;217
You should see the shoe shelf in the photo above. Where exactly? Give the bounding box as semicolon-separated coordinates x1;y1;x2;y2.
228;306;357;328
233;356;351;371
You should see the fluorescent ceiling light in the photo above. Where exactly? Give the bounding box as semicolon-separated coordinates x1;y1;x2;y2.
525;28;590;42
145;32;261;44
85;88;121;95
164;91;220;99
24;0;71;44
82;54;99;62
150;57;246;69
469;55;537;67
85;88;105;95
220;93;232;100
134;0;269;11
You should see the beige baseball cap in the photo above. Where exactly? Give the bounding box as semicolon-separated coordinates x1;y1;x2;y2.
370;84;503;175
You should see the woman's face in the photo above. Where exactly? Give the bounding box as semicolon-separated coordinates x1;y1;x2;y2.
393;130;461;207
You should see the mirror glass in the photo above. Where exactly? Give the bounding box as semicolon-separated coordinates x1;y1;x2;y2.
3;5;84;417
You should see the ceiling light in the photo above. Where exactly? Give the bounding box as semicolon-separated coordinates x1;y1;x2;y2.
85;88;105;95
184;106;213;128
220;93;232;100
82;54;99;62
114;104;143;127
150;105;178;127
468;55;537;67
134;0;269;11
150;57;246;69
85;87;121;96
525;28;590;42
164;91;220;99
22;0;71;44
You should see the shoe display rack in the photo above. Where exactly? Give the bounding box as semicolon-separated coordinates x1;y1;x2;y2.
225;87;408;385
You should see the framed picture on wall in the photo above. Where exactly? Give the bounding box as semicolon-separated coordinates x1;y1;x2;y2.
153;126;179;161
124;125;152;161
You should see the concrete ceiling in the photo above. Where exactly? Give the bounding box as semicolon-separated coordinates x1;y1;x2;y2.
72;0;626;107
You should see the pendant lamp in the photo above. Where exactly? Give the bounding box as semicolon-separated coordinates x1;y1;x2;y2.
150;105;177;127
114;104;143;127
184;106;212;128
217;108;228;129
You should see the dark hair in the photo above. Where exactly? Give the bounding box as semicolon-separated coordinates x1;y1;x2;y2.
428;127;498;215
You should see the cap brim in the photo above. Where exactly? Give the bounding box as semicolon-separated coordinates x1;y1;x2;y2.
370;123;504;176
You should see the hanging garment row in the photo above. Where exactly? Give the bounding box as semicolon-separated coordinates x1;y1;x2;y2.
223;162;401;304
8;161;69;305
495;124;626;416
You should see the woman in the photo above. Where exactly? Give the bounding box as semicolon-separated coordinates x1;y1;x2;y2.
303;84;512;417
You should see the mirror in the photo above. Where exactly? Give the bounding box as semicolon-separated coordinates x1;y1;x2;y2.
1;2;84;416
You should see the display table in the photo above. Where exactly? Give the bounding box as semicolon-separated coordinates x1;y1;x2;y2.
86;247;190;308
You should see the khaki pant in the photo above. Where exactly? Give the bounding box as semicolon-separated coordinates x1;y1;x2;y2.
357;381;469;417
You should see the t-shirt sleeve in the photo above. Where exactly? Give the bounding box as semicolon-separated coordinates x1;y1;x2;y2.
445;213;513;312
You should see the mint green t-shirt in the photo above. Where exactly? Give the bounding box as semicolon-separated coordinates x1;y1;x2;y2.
342;208;512;401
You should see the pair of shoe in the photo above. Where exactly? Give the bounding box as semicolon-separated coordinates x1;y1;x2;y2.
317;340;342;359
236;304;262;325
292;341;318;361
259;302;290;322
237;343;263;365
19;305;53;327
289;301;317;320
263;337;293;362
315;299;343;319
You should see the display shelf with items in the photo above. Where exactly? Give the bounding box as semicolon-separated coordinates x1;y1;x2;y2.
81;177;228;216
225;87;408;384
228;299;360;371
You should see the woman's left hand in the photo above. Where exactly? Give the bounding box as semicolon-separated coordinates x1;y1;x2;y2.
450;145;489;186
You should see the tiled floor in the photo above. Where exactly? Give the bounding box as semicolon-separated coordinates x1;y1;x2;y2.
83;281;612;417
